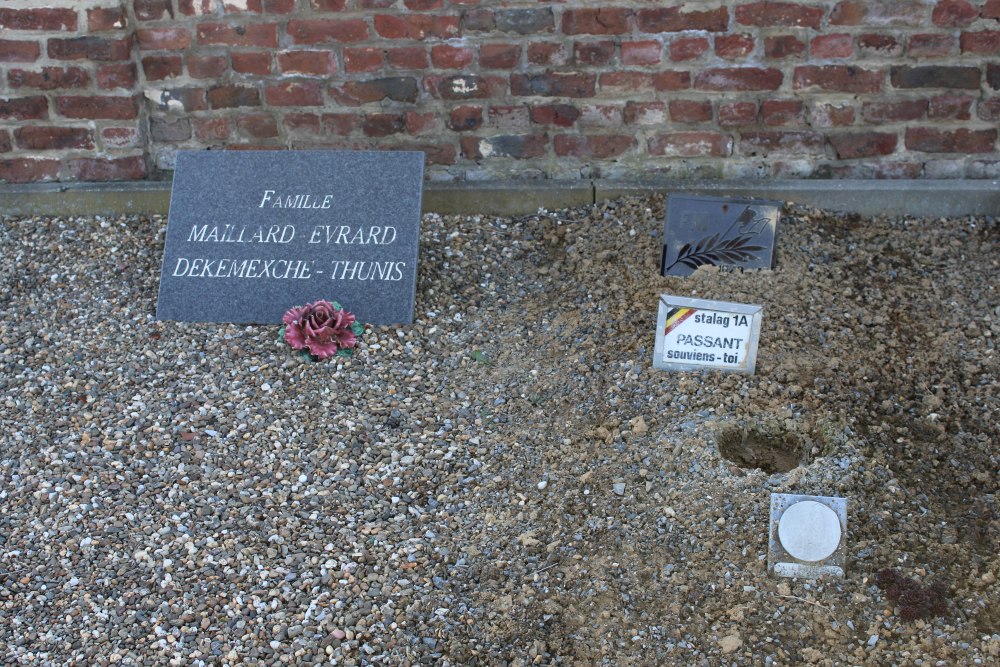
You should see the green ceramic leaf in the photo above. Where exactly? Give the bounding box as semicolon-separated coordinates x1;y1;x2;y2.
278;325;286;339
351;322;364;336
337;348;353;358
332;301;342;310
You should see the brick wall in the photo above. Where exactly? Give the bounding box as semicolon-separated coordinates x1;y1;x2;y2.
3;1;1000;183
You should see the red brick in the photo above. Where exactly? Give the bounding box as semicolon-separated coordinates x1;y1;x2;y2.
135;0;173;21
480;44;520;69
861;99;927;122
66;156;147;181
671;37;709;61
362;112;406;136
489;105;531;130
373;14;459;40
56;95;139;120
237;113;279;139
188;54;228;78
890;65;981;89
338;77;419;104
761;99;805;125
137;28;191;51
143;56;183;81
322;113;361;134
0;8;77;31
648;132;731;157
985;0;1000;18
575;41;615;66
554;134;634;158
49;36;133;61
448;105;483;131
342;47;380;73
718;102;758;127
495;8;553;34
636;7;728;33
621;40;661;65
232;51;272;75
101;126;142;148
909;34;953;58
0;158;60;183
280;50;338;75
405;0;442;9
310;0;347;10
15;126;94;150
0;40;40;63
859;33;903;56
463;8;495;32
794;65;883;93
765;35;806;59
961;31;1000;54
386;47;429;69
653;71;691;91
577;104;623;128
283;112;321;136
88;6;127;31
432;44;474;68
512;72;596;97
198;23;278;47
928;94;973;120
148;87;206;112
668;99;712;123
0;131;9;153
932;0;978;27
425;74;503;100
530;103;581;127
715;34;754;59
527;43;568;66
193;117;232;141
8;67;89;90
622;101;666;125
397;142;456;166
288;18;368;43
179;0;214;17
979;97;1000;121
461;134;547;159
735;2;823;28
741;130;824;154
405;111;437;135
695;67;782;91
562;9;630;35
905;127;996;153
207;84;261;108
830;1;925;27
97;63;138;90
0;96;48;120
811;34;853;58
812;103;855;127
265;80;323;106
261;0;297;11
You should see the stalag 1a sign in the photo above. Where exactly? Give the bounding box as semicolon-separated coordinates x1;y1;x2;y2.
653;295;762;374
660;195;781;276
156;150;424;325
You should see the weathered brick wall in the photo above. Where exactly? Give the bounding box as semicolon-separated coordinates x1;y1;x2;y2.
3;1;1000;183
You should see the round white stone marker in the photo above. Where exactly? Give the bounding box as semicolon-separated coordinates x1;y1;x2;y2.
777;500;842;562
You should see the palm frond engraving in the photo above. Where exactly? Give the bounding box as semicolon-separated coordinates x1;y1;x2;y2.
663;204;773;274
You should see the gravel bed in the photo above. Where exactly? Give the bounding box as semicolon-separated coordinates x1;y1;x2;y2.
1;196;998;666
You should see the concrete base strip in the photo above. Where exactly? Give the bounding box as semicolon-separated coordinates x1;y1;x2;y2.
1;179;998;218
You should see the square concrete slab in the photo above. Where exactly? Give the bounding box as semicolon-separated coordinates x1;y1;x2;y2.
768;493;847;579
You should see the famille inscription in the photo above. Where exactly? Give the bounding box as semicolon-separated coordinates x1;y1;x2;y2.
156;150;424;324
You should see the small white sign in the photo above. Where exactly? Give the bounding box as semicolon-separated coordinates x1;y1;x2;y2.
653;295;762;374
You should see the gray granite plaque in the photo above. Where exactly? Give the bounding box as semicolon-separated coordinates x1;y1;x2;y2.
156;150;424;324
660;195;781;276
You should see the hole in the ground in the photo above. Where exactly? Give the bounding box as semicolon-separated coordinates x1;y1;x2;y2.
716;420;809;474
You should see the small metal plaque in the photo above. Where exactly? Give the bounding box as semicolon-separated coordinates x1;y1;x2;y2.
653;295;762;374
660;195;781;276
768;494;847;579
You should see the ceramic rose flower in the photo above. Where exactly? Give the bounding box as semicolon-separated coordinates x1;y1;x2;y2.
281;300;363;359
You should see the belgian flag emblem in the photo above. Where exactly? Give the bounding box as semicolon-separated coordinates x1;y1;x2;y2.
664;307;695;335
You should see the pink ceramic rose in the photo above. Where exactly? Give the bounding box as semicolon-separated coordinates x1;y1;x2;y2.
282;300;361;359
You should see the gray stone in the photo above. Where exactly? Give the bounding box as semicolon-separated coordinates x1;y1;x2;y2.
660;195;781;276
496;8;554;34
150;117;191;142
156;150;424;324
